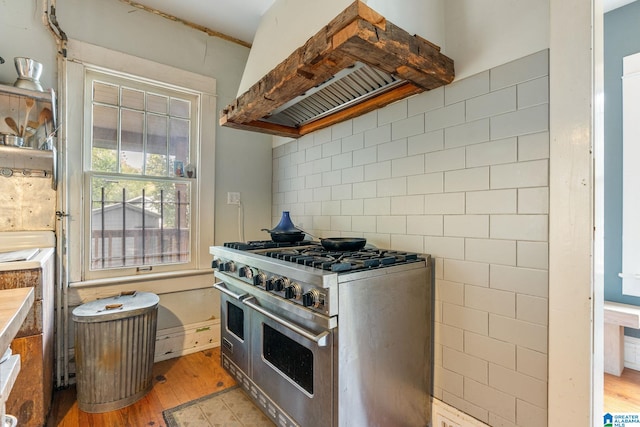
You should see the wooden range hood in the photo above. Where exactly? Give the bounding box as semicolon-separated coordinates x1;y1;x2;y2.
220;1;455;138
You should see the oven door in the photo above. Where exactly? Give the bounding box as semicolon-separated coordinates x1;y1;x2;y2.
246;296;335;427
214;281;250;374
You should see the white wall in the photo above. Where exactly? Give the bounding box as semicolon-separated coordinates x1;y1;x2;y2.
1;1;273;336
444;0;550;81
238;0;446;96
272;51;550;427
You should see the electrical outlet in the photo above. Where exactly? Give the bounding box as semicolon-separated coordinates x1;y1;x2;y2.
434;414;461;427
227;192;240;205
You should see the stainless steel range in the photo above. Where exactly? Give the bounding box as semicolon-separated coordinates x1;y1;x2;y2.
210;241;432;427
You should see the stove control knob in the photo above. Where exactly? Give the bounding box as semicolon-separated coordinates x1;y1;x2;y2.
253;272;267;287
284;283;302;300
211;259;221;269
265;278;276;291
274;277;290;292
302;289;320;308
219;261;236;273
239;266;254;279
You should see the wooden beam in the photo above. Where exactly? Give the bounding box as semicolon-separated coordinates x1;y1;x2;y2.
220;0;455;138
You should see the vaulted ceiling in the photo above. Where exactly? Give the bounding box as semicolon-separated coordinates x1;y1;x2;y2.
125;0;634;48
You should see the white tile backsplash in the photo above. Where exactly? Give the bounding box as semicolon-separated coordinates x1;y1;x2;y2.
353;146;377;166
518;132;550;161
408;86;445;116
445;119;491;149
364;124;391;147
408;172;444;195
465;331;516;370
466;138;518;167
392;114;425;139
378;138;408;161
332;152;352;170
390;195;424;215
443;347;488;384
378;99;408;125
408;129;445;155
377;177;407;197
352;181;377;199
426;101;466;132
443;302;489;335
466;189;517;214
426;236;465;259
353;110;377;134
466;86;517;122
426;147;466;173
425;193;465;214
392;155;425;177
491;104;549;140
272;51;550;427
407;215;443;236
445;71;490;105
341;166;364;184
444;167;490;192
342;133;364;152
444;215;489;238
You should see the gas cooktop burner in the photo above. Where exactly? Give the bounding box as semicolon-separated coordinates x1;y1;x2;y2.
223;240;317;250
264;247;422;272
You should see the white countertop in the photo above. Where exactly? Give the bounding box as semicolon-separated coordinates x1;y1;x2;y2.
0;247;54;272
0;287;34;358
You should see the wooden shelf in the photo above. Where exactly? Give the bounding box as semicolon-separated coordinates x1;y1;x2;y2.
0;287;34;359
0;83;53;102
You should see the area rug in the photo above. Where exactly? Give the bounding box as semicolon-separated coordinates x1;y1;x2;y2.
163;385;275;427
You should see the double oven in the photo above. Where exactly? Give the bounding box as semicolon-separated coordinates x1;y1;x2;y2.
211;241;432;427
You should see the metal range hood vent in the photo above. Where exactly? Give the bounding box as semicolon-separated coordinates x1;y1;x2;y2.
220;1;455;139
263;62;404;128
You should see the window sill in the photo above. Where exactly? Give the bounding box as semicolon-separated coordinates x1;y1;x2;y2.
69;268;213;289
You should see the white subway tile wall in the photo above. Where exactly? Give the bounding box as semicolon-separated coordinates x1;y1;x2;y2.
272;50;549;427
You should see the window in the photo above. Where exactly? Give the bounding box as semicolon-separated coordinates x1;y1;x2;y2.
87;72;196;271
64;41;216;283
622;51;640;296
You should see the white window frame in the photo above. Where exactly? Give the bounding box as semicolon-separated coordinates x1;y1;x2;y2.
622;51;640;296
64;40;216;284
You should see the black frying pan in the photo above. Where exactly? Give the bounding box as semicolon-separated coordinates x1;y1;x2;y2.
295;228;367;251
319;237;366;251
261;228;306;242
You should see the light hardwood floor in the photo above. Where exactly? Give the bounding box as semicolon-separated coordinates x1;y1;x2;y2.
604;368;640;413
47;351;640;426
47;347;236;427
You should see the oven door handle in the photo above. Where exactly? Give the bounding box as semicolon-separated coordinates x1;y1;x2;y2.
242;296;330;347
213;281;248;301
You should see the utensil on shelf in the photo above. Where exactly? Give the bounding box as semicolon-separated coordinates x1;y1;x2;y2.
22;98;35;137
5;117;19;135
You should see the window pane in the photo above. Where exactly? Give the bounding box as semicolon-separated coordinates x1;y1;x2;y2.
170;118;190;166
92;105;118;172
121;87;144;110
148;93;168;114
147;114;168;176
90;176;191;270
170;98;190;118
93;81;118;105
120;109;144;175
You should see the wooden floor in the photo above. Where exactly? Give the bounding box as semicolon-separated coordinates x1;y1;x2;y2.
604;368;640;413
47;347;236;427
46;351;640;425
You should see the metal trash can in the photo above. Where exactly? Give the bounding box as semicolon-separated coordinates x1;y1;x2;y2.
72;291;159;413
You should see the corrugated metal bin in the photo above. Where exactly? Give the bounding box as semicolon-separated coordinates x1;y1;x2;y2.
72;291;159;413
